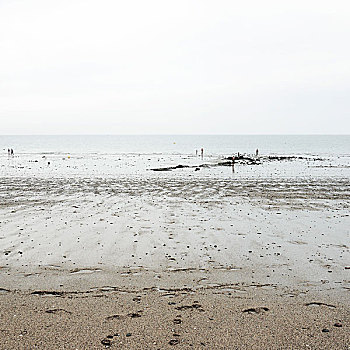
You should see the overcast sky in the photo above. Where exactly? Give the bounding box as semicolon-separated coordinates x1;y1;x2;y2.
0;0;349;134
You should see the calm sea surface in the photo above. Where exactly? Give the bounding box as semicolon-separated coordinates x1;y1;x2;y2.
1;135;349;156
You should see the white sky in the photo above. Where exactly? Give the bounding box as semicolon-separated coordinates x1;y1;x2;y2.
0;0;349;134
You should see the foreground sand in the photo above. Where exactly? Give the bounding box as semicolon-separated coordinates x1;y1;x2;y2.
0;174;349;349
1;287;349;349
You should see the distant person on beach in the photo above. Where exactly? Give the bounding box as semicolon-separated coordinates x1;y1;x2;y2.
196;150;198;156
232;156;235;173
201;148;204;159
8;148;10;156
255;149;259;157
11;149;14;156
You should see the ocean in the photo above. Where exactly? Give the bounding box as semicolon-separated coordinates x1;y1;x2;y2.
1;135;349;156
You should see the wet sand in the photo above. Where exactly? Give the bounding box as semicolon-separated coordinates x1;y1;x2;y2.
0;169;350;348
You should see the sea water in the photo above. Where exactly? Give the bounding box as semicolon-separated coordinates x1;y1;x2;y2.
1;135;349;156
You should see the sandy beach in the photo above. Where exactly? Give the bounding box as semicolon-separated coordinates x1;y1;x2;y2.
0;150;349;349
1;0;350;341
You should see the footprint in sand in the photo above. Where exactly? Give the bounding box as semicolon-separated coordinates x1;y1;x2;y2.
305;302;336;308
45;308;71;314
242;307;269;314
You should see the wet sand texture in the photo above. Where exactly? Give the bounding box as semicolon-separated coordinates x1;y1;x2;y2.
0;154;349;349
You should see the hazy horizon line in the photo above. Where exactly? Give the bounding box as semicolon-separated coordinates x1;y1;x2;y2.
1;133;349;137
